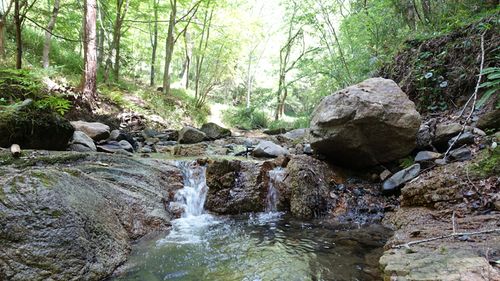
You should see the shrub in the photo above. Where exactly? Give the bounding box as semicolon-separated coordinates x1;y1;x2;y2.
222;106;269;130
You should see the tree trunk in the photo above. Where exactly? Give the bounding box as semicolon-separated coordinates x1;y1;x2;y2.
246;52;252;109
179;30;191;89
0;20;5;59
162;0;177;95
97;26;104;65
149;0;159;87
82;0;98;103
42;0;60;68
14;0;22;69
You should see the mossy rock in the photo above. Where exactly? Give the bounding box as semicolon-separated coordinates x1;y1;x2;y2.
0;104;74;150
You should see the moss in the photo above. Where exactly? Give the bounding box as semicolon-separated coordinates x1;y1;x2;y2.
63;168;82;177
469;148;500;178
50;209;64;218
31;171;54;187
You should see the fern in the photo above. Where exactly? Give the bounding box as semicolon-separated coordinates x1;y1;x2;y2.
477;66;500;109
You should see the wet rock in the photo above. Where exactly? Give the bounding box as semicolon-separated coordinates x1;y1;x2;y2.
263;128;289;135
205;159;265;214
70;121;110;141
415;151;441;163
252;140;288;158
0;152;183;281
285;155;334;219
173;143;208;157
433;122;462;146
178;126;206;144
448;131;475;148
380;248;500;281
382;164;420;192
200;122;231;140
435;158;448;166
142;128;159;139
0;107;74;151
449;147;472;162
70;131;96;152
310;78;421;168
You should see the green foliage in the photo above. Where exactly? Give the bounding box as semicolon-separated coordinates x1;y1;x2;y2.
34;96;72;116
478;66;500;109
399;156;415;169
0;69;42;101
222;106;269;130
470;148;500;178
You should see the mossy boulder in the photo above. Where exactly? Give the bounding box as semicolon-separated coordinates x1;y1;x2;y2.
0;105;74;150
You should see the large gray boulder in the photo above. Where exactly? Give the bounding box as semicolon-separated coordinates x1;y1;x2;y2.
252;140;288;158
70;121;110;141
70;131;96;152
178;126;206;144
310;78;421;168
200;122;231;140
0;152;183;281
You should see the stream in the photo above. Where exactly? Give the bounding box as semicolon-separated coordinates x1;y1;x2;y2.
112;161;391;281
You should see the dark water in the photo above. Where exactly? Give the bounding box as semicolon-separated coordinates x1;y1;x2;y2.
112;213;391;281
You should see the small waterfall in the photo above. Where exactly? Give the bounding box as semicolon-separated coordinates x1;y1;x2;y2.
266;167;286;212
173;161;208;217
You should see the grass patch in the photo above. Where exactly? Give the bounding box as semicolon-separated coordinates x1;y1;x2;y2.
222;106;269;130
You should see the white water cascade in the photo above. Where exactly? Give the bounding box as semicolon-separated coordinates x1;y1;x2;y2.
173;161;208;217
266;167;286;213
158;161;215;245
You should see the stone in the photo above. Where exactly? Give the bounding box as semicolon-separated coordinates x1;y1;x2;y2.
173;143;208;157
118;140;134;152
283;128;309;141
382;164;421;192
415;151;442;162
178;126;207;144
477;108;500;131
416;124;432;149
310;78;421;168
156;130;178;141
200;122;231;140
205;159;264;214
71;131;97;151
303;144;313;155
380;170;392;181
0;152;183;281
68;143;94;152
142;128;159;139
109;130;138;150
252;140;288;158
472;127;486;137
433;123;462;146
285;155;336;219
449;148;472;162
263;128;289;135
435;158;448;166
97;141;132;155
70;121;110;141
448;131;475;148
0;108;74;151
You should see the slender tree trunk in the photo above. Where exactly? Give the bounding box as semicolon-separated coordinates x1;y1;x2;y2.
112;0;129;81
0;20;5;59
97;26;104;65
162;0;177;95
149;0;159;86
42;0;60;68
179;30;191;89
82;0;98;102
14;0;22;69
246;53;252;109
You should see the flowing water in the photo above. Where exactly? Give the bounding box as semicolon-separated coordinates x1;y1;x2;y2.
112;161;391;281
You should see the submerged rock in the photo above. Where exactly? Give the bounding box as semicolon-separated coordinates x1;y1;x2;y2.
0;152;183;281
310;78;421;168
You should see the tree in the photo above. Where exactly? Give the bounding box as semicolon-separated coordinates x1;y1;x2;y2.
0;0;12;60
81;0;98;103
112;0;130;81
42;0;60;68
148;0;159;86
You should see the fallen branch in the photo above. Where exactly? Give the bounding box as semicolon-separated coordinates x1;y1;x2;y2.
445;32;486;159
392;228;500;249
